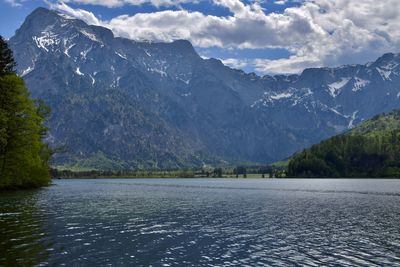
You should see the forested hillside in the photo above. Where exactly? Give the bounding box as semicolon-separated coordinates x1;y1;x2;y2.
288;110;400;178
0;36;51;189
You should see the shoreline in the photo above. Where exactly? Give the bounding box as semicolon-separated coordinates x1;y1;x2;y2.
52;176;400;180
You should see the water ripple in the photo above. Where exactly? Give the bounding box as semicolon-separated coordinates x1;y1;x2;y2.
1;179;400;266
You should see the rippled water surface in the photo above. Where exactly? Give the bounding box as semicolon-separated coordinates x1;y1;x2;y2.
1;178;400;266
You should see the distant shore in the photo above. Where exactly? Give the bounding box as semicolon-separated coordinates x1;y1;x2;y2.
53;174;271;179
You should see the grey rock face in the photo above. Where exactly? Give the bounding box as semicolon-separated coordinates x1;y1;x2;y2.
9;7;400;169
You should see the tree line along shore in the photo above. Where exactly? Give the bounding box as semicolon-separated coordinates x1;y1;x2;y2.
0;36;51;190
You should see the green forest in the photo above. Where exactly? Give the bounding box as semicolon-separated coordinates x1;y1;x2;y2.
288;110;400;178
0;36;51;189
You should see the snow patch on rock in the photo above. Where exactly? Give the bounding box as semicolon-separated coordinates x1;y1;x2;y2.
75;67;84;76
80;46;93;60
376;67;392;80
21;66;34;77
115;51;127;60
148;68;167;77
327;77;351;97
352;77;370;92
79;29;101;43
89;74;95;85
64;43;75;57
348;111;358;128
270;92;293;100
33;32;60;52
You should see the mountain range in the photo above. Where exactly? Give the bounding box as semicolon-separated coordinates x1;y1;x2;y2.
9;7;400;170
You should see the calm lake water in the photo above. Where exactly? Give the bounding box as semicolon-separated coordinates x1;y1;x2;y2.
1;179;400;266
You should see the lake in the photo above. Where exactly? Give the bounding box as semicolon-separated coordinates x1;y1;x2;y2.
1;178;400;266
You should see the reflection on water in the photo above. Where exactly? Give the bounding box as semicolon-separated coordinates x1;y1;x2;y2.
1;178;400;266
0;190;49;266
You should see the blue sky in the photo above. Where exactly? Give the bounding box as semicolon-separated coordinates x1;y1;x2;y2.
1;0;399;74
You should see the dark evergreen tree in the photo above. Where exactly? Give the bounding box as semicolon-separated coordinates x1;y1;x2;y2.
0;36;16;76
213;168;223;178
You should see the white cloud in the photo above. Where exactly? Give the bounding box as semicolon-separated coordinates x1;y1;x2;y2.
62;0;195;8
253;56;320;74
50;2;102;25
221;58;250;69
274;0;287;5
51;0;400;74
4;0;24;7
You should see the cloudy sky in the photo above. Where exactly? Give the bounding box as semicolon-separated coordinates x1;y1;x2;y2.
1;0;399;74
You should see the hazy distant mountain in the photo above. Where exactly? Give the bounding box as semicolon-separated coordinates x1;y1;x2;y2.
9;7;400;170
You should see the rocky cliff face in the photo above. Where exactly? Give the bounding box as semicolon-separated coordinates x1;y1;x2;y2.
9;7;400;169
